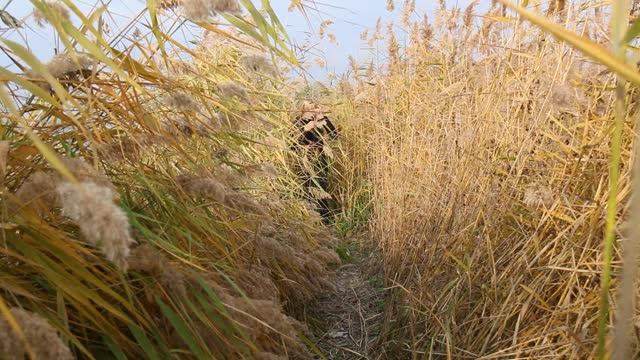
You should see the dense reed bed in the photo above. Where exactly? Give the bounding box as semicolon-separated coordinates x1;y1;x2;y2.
0;1;340;358
335;0;640;358
8;0;640;359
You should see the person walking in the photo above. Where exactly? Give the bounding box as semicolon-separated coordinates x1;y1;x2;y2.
291;101;338;223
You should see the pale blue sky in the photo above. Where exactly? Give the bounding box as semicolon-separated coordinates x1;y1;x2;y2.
0;1;471;76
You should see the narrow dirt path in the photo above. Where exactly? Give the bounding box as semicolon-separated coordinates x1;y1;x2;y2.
313;242;385;359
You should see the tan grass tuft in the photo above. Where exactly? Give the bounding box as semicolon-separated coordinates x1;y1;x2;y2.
0;307;73;360
182;0;241;21
57;181;135;271
386;0;395;12
129;245;186;296
176;173;227;203
401;0;415;27
218;80;250;102
165;91;201;112
32;1;70;27
182;0;210;21
13;172;59;214
240;54;277;76
337;5;624;356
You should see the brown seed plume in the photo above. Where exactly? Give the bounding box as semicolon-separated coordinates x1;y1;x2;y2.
0;307;73;360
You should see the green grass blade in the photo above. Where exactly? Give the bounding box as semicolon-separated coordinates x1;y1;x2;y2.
155;297;210;360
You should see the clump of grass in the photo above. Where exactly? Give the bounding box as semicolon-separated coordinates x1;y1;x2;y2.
0;0;336;358
334;1;640;358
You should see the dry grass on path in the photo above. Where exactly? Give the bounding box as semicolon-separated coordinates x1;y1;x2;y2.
312;238;385;360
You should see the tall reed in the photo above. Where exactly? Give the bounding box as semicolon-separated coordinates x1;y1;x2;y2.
0;0;337;358
336;1;640;357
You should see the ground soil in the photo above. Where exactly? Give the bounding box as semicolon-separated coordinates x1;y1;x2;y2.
312;240;385;359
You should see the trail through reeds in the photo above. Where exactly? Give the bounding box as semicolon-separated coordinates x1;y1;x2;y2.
312;238;385;360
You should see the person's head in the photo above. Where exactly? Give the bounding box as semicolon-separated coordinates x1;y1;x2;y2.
299;101;325;121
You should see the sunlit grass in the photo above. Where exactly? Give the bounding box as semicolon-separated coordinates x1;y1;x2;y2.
0;1;338;358
334;0;640;358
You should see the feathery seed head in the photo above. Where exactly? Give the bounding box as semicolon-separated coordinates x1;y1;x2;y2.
386;0;395;12
32;1;70;27
182;0;241;21
420;14;434;43
57;181;135;271
45;53;93;79
129;245;186;296
218;81;250;102
318;19;333;38
59;156;116;196
14;172;59;214
157;0;184;9
401;0;415;26
243;162;279;178
464;1;478;28
306;186;331;200
549;83;583;114
211;0;242;15
176;174;227;203
360;28;369;41
241;54;277;76
0;308;73;360
183;0;211;21
165;91;200;112
225;192;267;216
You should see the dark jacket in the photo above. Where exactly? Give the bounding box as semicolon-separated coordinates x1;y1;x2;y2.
293;115;338;150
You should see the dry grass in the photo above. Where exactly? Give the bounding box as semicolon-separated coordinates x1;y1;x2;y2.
6;0;640;358
335;1;640;358
0;0;338;358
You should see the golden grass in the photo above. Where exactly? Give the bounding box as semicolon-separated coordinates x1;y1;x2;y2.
0;1;338;358
7;0;640;358
335;1;640;358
